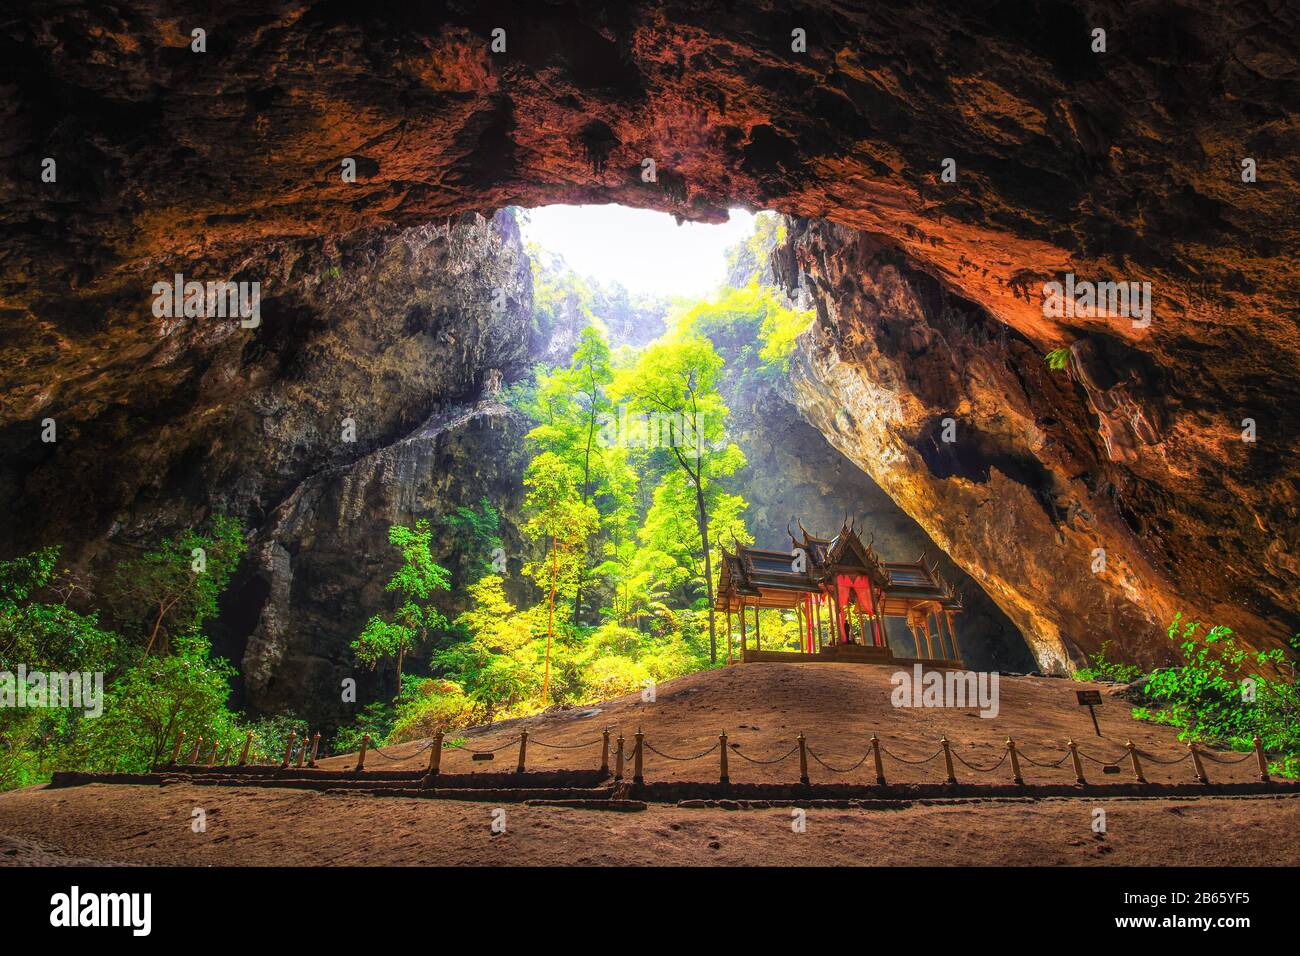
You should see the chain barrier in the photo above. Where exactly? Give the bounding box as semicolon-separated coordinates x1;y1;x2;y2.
172;726;1273;786
807;748;871;774
881;745;944;765
1014;748;1075;769
730;743;800;765
1133;747;1194;765
365;739;435;762
951;749;1010;773
1198;748;1258;765
1076;748;1129;766
530;737;605;750
642;740;720;761
447;737;521;755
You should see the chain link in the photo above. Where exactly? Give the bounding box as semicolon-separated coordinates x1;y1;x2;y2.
730;744;800;765
880;745;944;765
951;749;1010;773
807;749;871;774
643;741;721;761
1014;748;1075;769
529;737;605;751
448;737;521;755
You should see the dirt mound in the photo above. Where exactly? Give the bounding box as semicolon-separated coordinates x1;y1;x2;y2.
2;665;1295;867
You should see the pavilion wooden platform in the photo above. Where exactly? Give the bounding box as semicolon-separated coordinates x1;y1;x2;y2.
740;647;964;669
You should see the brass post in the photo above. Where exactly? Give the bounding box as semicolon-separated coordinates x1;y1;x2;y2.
516;730;528;774
309;732;321;768
221;743;232;766
632;728;644;785
600;727;610;774
282;731;297;769
1067;740;1085;785
421;732;444;788
187;735;203;765
238;731;252;766
1254;736;1269;783
614;734;625;782
207;739;218;766
871;735;886;786
797;733;809;785
1189;741;1208;784
719;732;729;785
430;732;444;776
941;737;957;784
355;733;369;773
1007;738;1024;785
1126;740;1145;784
170;731;186;766
296;732;307;768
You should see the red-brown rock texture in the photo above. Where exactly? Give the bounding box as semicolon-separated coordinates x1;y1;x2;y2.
1;2;1297;671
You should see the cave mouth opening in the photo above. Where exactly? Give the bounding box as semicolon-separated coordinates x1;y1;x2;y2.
514;202;1036;673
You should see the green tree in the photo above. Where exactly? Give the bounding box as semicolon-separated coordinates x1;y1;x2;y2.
106;515;247;655
609;334;745;662
76;633;238;773
0;547;120;789
521;451;598;705
352;519;451;698
441;498;503;586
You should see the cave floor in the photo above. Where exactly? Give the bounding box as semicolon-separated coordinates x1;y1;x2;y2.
2;665;1296;866
0;785;1295;866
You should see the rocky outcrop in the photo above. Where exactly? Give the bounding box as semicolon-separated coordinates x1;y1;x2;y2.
720;374;1034;673
239;399;531;727
780;219;1296;670
2;210;531;562
2;208;536;722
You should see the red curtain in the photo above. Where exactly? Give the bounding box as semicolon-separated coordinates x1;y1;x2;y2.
834;575;882;646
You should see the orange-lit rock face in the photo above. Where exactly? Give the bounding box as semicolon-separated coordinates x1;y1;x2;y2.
1;2;1297;667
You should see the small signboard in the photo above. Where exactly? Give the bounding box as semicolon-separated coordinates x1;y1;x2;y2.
1076;690;1103;735
471;752;495;762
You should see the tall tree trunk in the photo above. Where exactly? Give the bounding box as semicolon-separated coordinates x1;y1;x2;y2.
395;642;406;701
573;402;597;627
692;476;716;663
543;535;558;706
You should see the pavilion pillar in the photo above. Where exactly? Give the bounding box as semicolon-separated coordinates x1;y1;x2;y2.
937;612;952;661
739;600;747;658
922;615;935;659
726;609;734;665
754;604;761;652
945;612;959;662
814;594;824;653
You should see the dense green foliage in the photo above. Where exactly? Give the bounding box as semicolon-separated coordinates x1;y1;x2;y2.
1;519;258;790
350;519;451;697
1132;614;1300;778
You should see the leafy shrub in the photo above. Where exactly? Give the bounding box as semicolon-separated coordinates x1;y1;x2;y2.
387;680;477;743
1132;614;1300;778
1074;641;1145;684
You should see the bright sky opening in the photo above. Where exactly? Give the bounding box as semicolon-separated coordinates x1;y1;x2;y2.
520;204;756;298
